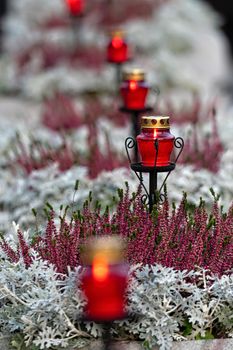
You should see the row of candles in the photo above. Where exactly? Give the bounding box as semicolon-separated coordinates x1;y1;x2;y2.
65;0;177;341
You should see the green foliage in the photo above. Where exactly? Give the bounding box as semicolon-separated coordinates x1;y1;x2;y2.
195;330;215;340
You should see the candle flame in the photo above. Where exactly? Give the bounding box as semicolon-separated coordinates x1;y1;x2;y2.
153;129;157;137
112;37;123;49
129;81;137;90
92;255;109;282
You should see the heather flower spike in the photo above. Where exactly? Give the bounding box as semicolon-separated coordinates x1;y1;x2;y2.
1;188;232;276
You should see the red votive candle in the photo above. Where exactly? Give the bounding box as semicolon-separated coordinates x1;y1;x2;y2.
107;30;129;63
66;0;84;16
120;69;149;110
81;237;128;322
137;116;175;167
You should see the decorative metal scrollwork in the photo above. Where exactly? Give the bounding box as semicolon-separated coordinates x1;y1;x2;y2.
125;135;184;212
174;137;184;163
141;193;149;206
125;136;150;204
158;192;166;204
125;136;136;164
159;137;184;195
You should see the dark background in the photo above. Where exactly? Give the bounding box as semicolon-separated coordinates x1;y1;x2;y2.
0;0;7;17
204;0;233;57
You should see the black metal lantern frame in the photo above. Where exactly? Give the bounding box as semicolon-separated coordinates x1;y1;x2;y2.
120;106;153;161
125;136;184;212
108;59;131;88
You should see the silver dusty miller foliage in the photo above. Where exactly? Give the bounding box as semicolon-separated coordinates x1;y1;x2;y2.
0;251;92;349
121;265;233;350
1;237;233;350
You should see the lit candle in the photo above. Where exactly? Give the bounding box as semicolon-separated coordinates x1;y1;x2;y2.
107;30;129;64
120;69;149;110
137;116;175;167
81;237;128;321
65;0;84;16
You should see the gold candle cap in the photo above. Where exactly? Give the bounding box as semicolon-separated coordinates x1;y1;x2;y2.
123;68;145;81
141;116;170;129
81;236;125;265
110;29;125;38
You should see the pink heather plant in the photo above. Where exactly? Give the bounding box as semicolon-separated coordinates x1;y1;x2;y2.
106;101;129;127
41;16;70;30
39;0;167;31
1;187;232;276
17;41;105;72
16;43;67;72
9;135;75;174
96;0;167;27
84;120;128;179
155;95;217;125
84;95;128;127
8;125;127;177
155;96;224;172
38;43;67;69
42;92;82;131
179;109;224;173
70;46;106;70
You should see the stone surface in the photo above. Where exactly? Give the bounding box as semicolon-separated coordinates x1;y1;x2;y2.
171;339;233;350
1;339;233;350
0;338;11;350
77;339;233;350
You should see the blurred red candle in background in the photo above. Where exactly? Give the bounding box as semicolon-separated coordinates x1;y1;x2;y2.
137;116;175;167
107;30;129;63
120;69;149;110
66;0;84;16
81;237;128;321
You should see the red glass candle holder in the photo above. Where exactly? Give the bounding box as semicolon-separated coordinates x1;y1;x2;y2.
81;237;128;322
66;0;84;16
120;69;149;110
107;30;129;64
137;116;175;167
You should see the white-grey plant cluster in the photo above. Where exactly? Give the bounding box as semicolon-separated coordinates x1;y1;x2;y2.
123;265;233;350
0;162;138;231
0;239;233;350
1;97;233;231
0;251;91;349
0;116;138;231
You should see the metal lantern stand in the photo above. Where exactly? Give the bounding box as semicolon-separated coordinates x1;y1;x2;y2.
116;62;123;87
102;322;112;350
70;12;85;44
108;61;126;89
125;137;184;212
83;317;127;350
120;106;153;162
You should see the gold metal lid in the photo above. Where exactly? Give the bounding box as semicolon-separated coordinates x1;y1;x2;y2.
81;236;125;265
141;116;170;129
110;29;125;38
123;68;145;81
